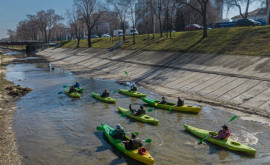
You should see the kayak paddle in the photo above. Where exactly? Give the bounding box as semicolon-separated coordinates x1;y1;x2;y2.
112;91;118;93
58;92;63;94
168;107;173;111
62;85;68;88
198;115;238;144
147;108;154;112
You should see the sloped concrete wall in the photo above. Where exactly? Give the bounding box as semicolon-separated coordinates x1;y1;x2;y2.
38;48;270;117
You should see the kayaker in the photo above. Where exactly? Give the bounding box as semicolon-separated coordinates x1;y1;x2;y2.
176;97;184;106
129;83;137;92
123;133;143;150
110;124;126;140
74;81;80;89
129;105;146;116
101;89;109;98
210;125;231;140
159;97;167;104
69;86;76;93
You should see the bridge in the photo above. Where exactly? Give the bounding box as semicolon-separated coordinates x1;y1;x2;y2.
0;41;47;52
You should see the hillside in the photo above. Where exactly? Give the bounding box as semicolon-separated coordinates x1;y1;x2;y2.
61;25;270;56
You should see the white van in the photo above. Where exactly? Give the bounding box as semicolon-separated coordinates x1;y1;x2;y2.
126;29;139;35
113;30;123;37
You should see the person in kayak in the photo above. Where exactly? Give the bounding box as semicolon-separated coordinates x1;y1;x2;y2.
123;133;143;150
69;86;76;93
74;81;80;89
210;125;231;140
129;83;137;92
129;104;146;116
176;97;184;106
159;97;167;104
110;124;126;140
101;89;109;98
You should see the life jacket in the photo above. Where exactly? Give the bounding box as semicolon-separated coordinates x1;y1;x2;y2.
218;129;231;140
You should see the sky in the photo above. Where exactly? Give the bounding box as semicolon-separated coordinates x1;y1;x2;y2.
0;0;263;39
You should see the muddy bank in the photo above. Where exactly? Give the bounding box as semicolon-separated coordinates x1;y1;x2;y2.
0;54;31;165
38;48;270;118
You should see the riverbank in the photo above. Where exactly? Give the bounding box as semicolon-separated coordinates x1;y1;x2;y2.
0;53;31;165
38;48;270;118
61;26;270;56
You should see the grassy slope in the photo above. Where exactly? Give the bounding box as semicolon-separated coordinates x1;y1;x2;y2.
61;26;270;56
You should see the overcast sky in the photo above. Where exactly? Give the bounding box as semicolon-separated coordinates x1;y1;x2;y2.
0;0;263;39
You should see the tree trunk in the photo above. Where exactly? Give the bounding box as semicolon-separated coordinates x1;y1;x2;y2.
159;17;162;37
244;0;250;18
202;4;208;38
132;24;135;44
87;28;92;48
267;0;270;25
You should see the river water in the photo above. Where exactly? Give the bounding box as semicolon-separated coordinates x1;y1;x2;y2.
5;53;270;165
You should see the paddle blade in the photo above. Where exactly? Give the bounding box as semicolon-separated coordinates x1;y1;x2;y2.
82;84;86;85
132;132;139;136
144;139;152;143
114;139;122;143
120;114;127;117
198;139;205;144
124;70;128;76
62;85;68;88
58;92;63;94
229;115;237;122
96;126;104;131
147;108;153;112
169;107;173;111
112;91;118;93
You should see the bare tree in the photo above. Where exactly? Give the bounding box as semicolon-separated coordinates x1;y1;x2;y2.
28;9;63;43
151;0;165;37
185;0;210;38
108;0;129;41
74;0;105;47
66;8;85;48
224;0;255;19
7;29;16;41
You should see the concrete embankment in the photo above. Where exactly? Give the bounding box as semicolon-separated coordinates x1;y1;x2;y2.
38;48;270;118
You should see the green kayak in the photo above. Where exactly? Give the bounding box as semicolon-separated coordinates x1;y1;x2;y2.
184;124;256;155
100;123;155;165
141;97;202;113
118;89;146;98
91;92;116;103
118;106;158;125
64;88;80;98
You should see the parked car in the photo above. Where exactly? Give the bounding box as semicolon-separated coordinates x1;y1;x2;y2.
185;24;203;31
235;19;261;27
91;34;99;38
113;30;123;37
126;29;139;35
167;30;176;33
101;34;111;38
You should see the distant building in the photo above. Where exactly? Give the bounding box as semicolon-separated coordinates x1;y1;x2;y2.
231;8;267;22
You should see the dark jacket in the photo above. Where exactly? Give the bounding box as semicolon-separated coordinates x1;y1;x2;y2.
101;91;109;98
110;129;126;140
176;98;184;106
125;139;143;150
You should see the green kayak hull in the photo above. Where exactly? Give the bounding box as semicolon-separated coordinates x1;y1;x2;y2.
118;89;146;98
118;106;158;125
184;124;256;155
64;89;80;98
141;97;202;113
101;123;155;165
91;92;116;103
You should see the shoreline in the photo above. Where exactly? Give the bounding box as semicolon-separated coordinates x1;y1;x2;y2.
0;54;22;165
38;47;270;119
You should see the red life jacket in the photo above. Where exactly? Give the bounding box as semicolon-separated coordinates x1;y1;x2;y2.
218;129;231;140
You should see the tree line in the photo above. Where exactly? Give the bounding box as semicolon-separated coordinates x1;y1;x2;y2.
4;0;270;48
